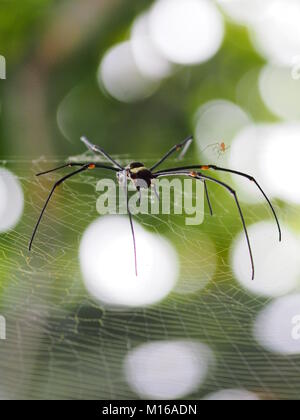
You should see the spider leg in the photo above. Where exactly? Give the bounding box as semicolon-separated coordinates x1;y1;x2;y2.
203;180;213;216
122;170;138;276
128;209;138;277
153;164;281;242
155;170;254;280
136;186;142;206
36;163;77;176
36;162;119;176
29;164;90;251
29;163;117;251
178;136;193;160
150;135;193;171
204;165;281;242
199;142;219;155
81;136;124;170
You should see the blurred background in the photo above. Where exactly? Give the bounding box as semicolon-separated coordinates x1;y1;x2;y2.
0;0;300;400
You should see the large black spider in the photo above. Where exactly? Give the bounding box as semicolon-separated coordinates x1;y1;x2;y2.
29;135;281;279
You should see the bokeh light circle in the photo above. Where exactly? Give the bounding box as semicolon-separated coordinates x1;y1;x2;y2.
124;340;214;399
250;0;300;66
216;0;274;25
259;65;300;121
98;41;158;103
254;294;300;355
228;124;271;204
174;232;217;295
149;0;224;65
231;221;300;297
261;123;300;204
80;216;179;308
131;12;173;80
195;100;251;164
0;168;24;233
204;388;260;400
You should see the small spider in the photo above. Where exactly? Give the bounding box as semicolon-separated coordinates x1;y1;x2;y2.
202;141;230;160
29;135;281;280
215;141;229;157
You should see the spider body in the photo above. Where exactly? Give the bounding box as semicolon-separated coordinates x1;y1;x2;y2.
127;163;153;188
202;141;229;159
29;135;281;279
219;142;226;153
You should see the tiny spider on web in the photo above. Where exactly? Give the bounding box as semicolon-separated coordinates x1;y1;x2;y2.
201;141;230;160
29;135;281;280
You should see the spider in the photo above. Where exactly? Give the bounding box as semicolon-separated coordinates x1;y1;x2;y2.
201;141;230;160
29;135;281;280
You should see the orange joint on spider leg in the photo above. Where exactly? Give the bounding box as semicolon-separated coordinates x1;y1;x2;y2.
88;164;96;169
200;165;210;170
189;171;198;177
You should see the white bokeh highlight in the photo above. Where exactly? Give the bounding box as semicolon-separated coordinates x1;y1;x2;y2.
254;294;300;355
124;340;214;399
216;0;274;25
98;41;158;103
79;216;179;307
195;100;251;164
228;124;271;204
0;168;24;233
149;0;224;65
250;0;300;66
174;232;217;295
232;222;300;297
261;123;300;204
259;65;300;121
131;12;173;80
204;388;260;400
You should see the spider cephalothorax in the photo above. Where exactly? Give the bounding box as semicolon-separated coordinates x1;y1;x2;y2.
127;162;153;188
29;135;281;279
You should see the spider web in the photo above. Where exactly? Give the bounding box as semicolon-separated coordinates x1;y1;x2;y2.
0;157;299;401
